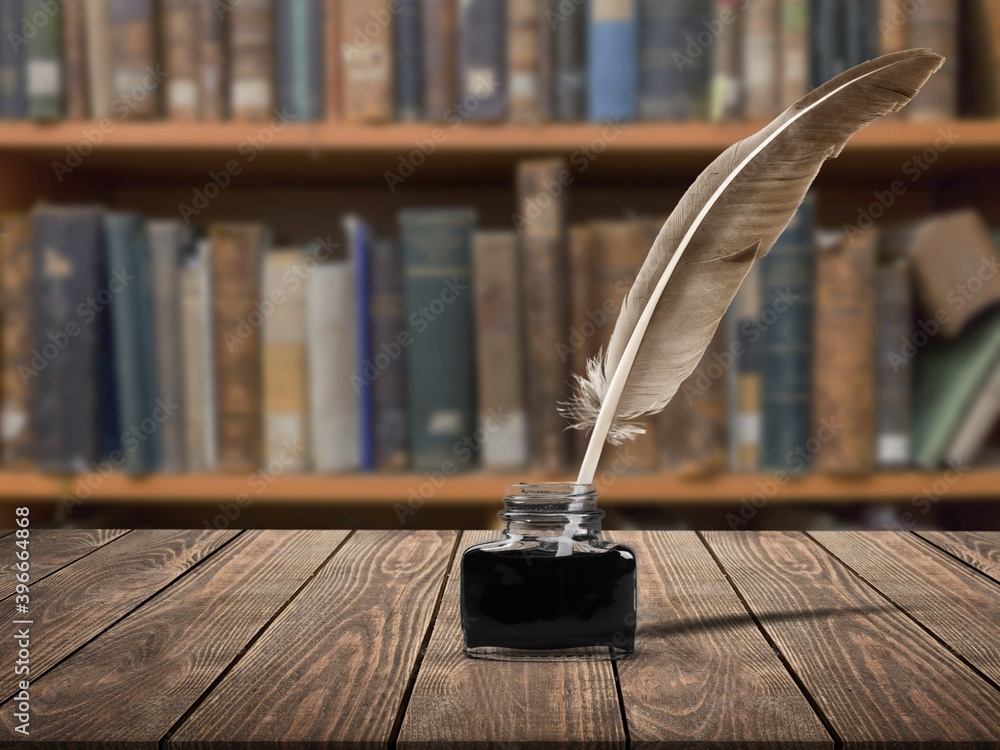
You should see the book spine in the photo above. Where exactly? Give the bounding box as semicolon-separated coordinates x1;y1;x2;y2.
262;249;309;473
879;0;909;55
518;160;570;471
0;3;27;118
727;263;761;472
422;0;458;120
370;238;409;471
210;223;266;472
197;239;217;470
323;0;339;120
199;0;226;119
63;0;87;119
473;231;529;470
104;212;158;475
108;0;157;118
93;223;120;462
163;0;201;119
276;0;324;121
566;224;592;464
779;0;808;109
308;259;361;473
460;0;506;121
508;0;539;122
639;0;712;121
553;0;586;121
395;0;423;121
346;217;375;471
148;221;190;472
24;0;64;120
906;0;957;119
809;0;838;88
85;0;112;117
760;195;815;472
341;0;393;122
710;0;742;121
401;209;477;472
812;231;877;475
587;0;637;122
742;0;778;118
229;0;274;121
180;256;208;471
0;215;36;466
876;260;912;469
536;0;555;121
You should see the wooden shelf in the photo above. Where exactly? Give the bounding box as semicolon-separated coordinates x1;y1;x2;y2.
1;470;997;505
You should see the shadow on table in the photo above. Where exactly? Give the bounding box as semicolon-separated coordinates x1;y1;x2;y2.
642;605;898;638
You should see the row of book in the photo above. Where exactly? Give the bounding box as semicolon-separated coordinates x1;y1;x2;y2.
0;0;995;124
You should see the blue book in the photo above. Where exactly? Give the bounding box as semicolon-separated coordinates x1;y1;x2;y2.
276;0;324;120
587;0;638;122
0;2;26;118
346;216;375;472
760;194;816;473
104;213;159;475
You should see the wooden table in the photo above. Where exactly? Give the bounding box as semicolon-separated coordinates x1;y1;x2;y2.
1;529;999;748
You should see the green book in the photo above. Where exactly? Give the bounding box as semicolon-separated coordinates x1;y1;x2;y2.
912;308;1000;468
23;0;63;120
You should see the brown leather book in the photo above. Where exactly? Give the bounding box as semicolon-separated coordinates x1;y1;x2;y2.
229;0;274;121
566;224;592;465
210;223;268;473
906;0;957;119
508;0;539;122
163;0;200;119
813;230;877;475
109;0;158;118
200;0;226;119
423;0;457;121
63;0;88;119
0;215;35;468
324;0;340;120
341;0;393;121
518;159;569;472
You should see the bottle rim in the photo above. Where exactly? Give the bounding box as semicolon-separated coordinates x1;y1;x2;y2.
504;482;598;502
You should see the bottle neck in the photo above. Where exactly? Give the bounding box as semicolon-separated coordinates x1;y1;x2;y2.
499;482;604;540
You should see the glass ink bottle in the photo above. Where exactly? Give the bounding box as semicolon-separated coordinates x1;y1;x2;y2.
460;482;637;661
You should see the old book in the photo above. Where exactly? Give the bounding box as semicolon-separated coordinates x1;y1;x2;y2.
460;0;506;121
809;0;842;88
344;216;374;471
639;0;713;121
537;0;555;122
875;259;912;469
959;0;999;118
200;0;226;119
210;223;267;473
985;0;1000;114
323;0;340;120
85;0;112;118
25;0;64;120
553;0;586;120
0;215;35;466
395;0;423;121
148;221;192;472
308;255;360;473
104;212;158;475
63;0;87;119
743;0;779;118
162;0;201;119
507;0;541;122
277;0;324;121
341;0;393;121
566;224;592;463
109;0;157;118
880;0;909;55
727;263;761;472
400;209;477;472
760;194;815;472
812;230;877;475
422;0;458;121
369;238;409;472
0;2;27;118
262;248;308;473
473;231;529;470
518;160;569;471
946;362;1000;466
882;210;1000;339
180;243;213;472
710;0;743;121
906;0;957;119
230;0;274;120
34;208;103;473
779;0;809;109
588;0;637;121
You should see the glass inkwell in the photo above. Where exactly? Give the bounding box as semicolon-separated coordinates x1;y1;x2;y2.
460;482;637;661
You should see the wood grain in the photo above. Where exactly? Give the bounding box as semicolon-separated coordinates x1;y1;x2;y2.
610;531;832;748
0;529;238;701
396;531;627;750
0;528;130;599
916;531;1000;583
809;532;1000;685
702;531;1000;747
169;530;456;748
0;530;350;744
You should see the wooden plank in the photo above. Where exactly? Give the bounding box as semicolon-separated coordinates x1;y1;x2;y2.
610;531;832;748
702;532;1000;747
396;531;626;750
169;530;456;748
0;529;238;702
0;529;131;599
810;532;1000;685
0;529;350;745
916;531;1000;583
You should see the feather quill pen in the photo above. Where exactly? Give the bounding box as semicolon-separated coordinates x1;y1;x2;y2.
566;49;944;486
